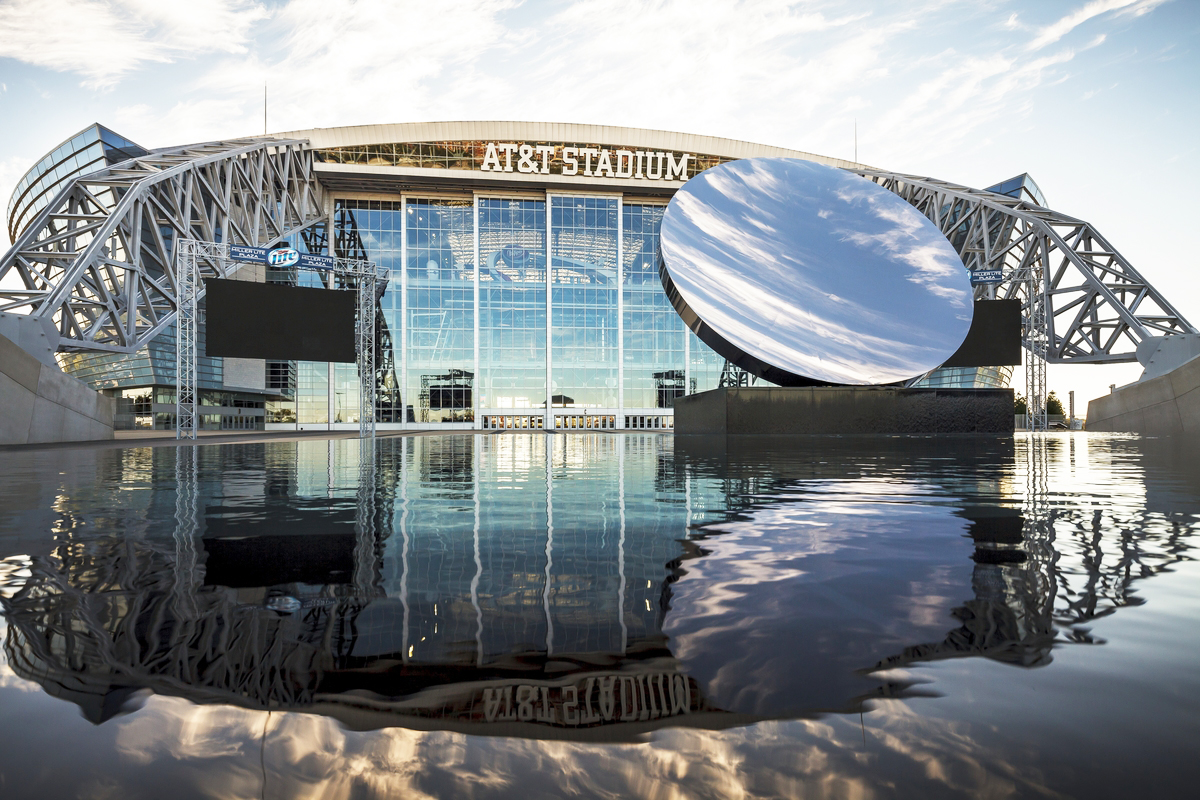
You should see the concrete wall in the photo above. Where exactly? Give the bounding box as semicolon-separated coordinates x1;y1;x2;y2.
0;332;114;445
675;387;1013;435
1086;352;1200;435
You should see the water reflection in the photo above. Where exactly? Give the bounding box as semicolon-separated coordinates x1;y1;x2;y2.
2;433;1195;752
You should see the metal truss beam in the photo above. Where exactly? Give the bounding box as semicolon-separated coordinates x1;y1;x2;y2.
0;138;326;355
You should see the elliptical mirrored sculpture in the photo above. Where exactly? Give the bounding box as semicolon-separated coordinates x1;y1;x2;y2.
659;157;974;385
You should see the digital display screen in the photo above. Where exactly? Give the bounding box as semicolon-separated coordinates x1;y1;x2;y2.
941;299;1023;368
204;279;357;363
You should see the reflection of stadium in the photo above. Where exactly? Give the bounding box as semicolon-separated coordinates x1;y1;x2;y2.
10;122;1188;434
3;435;1187;737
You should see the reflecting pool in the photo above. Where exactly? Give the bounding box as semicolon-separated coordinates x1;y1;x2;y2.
1;432;1198;798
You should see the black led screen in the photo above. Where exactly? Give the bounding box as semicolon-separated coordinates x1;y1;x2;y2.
941;299;1023;368
202;533;356;588
204;279;357;363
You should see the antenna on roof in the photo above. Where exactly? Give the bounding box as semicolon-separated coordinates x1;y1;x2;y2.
854;119;857;164
264;84;267;135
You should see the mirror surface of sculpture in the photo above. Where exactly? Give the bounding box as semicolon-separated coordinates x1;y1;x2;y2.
659;157;974;385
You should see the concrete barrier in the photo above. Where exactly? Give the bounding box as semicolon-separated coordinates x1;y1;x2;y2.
1086;352;1200;435
0;332;114;445
674;386;1013;435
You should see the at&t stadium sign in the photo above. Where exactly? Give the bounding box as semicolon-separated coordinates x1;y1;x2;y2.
479;142;693;181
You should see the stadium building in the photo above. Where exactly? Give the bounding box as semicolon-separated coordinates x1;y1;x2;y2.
4;121;1187;435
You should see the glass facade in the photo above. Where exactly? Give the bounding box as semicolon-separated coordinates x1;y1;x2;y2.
914;365;1014;389
407;199;475;423
7;124;147;243
985;173;1046;207
622;204;685;407
311;195;730;428
479;198;548;413
551;196;618;408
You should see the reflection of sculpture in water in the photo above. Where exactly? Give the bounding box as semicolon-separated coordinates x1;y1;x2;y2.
2;435;1191;738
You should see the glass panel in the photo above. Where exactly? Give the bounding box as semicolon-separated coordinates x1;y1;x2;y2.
333;363;359;423
480;198;546;411
406;199;475;423
621;204;684;409
297;361;329;424
550;196;618;409
689;330;724;394
334;200;403;422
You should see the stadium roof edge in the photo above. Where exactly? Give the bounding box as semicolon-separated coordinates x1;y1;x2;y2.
268;120;876;171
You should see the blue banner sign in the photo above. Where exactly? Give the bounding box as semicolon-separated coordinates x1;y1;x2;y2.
229;245;269;264
970;269;1003;284
299;253;336;270
227;245;337;271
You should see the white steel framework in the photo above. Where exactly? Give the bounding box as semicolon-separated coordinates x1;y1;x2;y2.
2;128;1193;434
174;239;382;439
0;137;325;357
855;170;1197;430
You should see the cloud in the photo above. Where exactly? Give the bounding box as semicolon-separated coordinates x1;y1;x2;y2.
0;0;268;89
1025;0;1166;51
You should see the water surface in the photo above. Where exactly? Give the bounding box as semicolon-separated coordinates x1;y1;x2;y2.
0;432;1197;798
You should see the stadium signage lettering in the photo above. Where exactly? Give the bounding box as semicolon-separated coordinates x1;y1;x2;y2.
479;142;693;181
480;671;695;726
970;269;1004;285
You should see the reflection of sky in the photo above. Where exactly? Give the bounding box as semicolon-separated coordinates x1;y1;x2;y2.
665;481;974;716
1;433;1199;797
661;158;972;384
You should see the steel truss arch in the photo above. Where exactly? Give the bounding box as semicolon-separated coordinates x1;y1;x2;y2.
0;137;327;355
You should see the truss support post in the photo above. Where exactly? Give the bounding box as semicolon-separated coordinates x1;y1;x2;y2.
176;240;199;439
1026;263;1049;432
357;266;377;439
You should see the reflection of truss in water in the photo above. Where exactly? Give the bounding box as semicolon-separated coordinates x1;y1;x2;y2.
871;434;1188;672
4;435;1191;737
0;437;727;739
678;436;1191;675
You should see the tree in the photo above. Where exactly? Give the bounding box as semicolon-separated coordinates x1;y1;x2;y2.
1046;391;1064;416
1014;393;1027;415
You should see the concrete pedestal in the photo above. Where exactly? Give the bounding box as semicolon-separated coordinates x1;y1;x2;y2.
1;331;114;446
674;386;1014;435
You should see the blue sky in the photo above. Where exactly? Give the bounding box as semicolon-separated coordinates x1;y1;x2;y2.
1;0;1195;402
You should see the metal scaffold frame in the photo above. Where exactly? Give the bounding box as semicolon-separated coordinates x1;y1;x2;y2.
174;239;383;439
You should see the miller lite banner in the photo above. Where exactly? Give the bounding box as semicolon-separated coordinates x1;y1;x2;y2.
229;245;336;271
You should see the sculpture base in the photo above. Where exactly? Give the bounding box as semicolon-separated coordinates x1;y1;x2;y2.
673;386;1014;435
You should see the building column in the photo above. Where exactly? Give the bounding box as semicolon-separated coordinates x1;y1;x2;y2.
545;195;554;428
684;322;691;396
473;198;482;429
400;197;408;429
544;434;554;654
617;196;624;427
